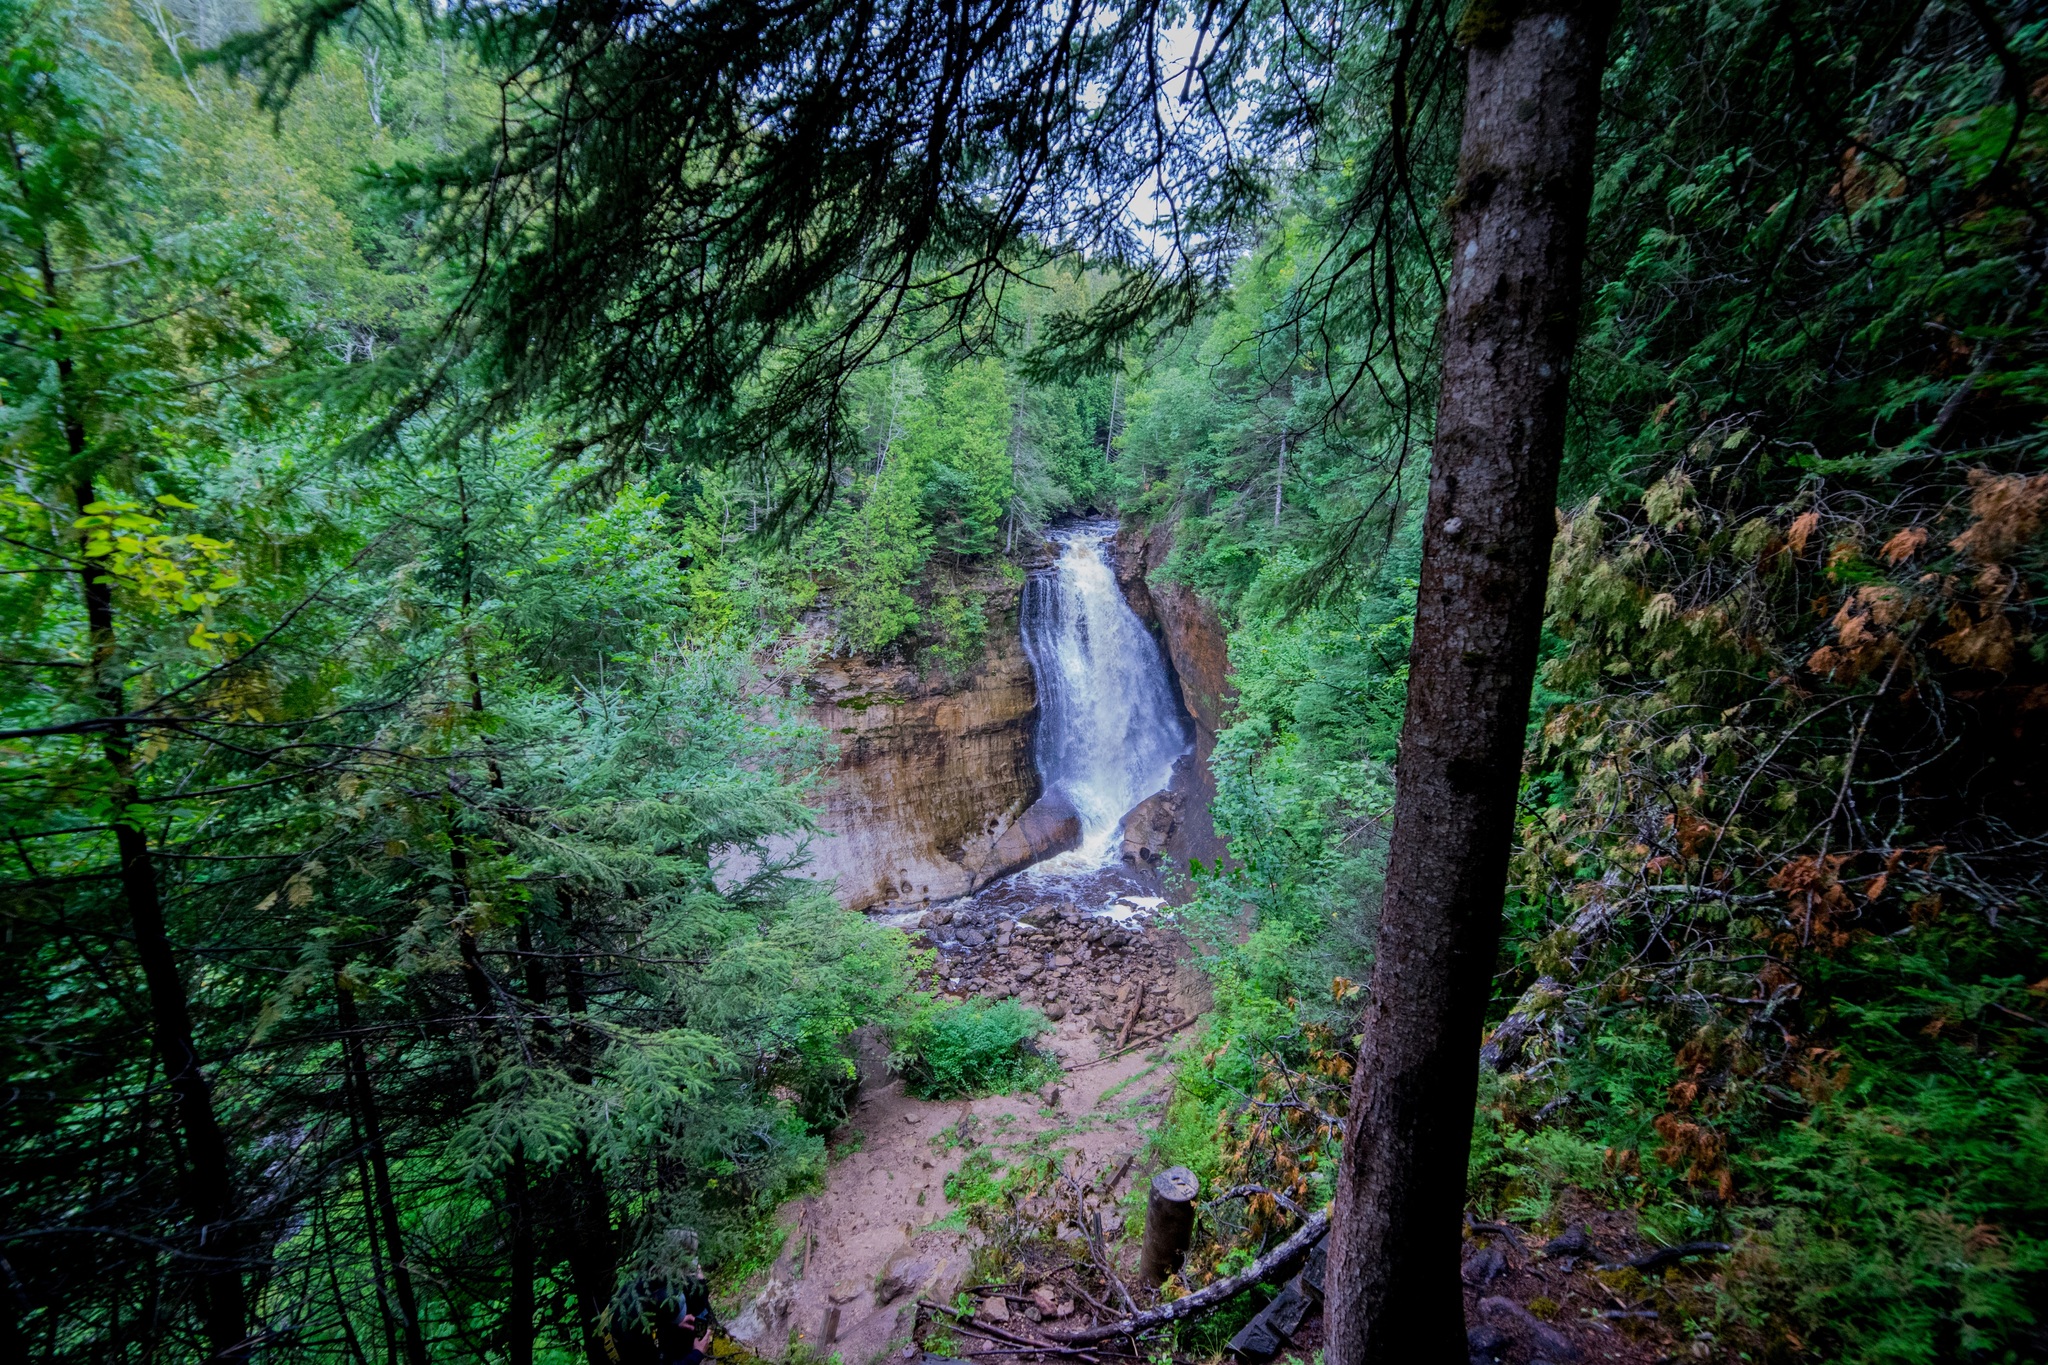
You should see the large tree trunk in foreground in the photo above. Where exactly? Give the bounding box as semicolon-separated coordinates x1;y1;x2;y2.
1325;4;1615;1361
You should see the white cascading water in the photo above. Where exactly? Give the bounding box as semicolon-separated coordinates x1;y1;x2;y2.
1021;521;1192;868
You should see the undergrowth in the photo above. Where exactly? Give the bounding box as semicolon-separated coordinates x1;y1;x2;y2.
892;997;1058;1100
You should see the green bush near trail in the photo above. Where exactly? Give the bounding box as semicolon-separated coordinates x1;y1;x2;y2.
892;998;1058;1100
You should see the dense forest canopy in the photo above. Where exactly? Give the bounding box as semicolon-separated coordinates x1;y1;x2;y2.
1;0;2043;1361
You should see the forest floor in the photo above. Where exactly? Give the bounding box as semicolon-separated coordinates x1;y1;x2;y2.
721;866;1210;1365
723;869;1700;1365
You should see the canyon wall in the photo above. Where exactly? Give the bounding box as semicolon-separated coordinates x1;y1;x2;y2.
1112;523;1235;868
784;580;1052;911
781;525;1236;911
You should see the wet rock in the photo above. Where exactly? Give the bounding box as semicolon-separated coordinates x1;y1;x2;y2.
1300;1238;1327;1297
975;791;1082;887
1540;1223;1592;1261
957;926;987;947
1263;1283;1313;1338
1118;788;1180;867
1467;1324;1511;1364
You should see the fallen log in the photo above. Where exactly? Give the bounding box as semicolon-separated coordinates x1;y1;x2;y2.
1042;1210;1330;1345
1115;985;1147;1050
1065;1017;1197;1072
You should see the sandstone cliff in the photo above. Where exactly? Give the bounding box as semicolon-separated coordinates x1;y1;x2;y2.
779;529;1235;911
1114;523;1235;868
783;579;1065;911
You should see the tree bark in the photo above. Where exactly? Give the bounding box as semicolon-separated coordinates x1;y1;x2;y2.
1325;5;1616;1362
15;161;251;1348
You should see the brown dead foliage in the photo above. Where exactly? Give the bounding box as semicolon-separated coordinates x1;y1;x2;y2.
1809;583;1917;681
1949;468;2048;564
1652;1112;1730;1194
1787;510;1822;556
1880;525;1930;564
1766;854;1857;955
1934;603;2017;673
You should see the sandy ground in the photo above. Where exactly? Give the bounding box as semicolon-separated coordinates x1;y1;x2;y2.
725;998;1197;1365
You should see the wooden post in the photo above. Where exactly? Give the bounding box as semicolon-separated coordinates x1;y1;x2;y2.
1138;1167;1200;1286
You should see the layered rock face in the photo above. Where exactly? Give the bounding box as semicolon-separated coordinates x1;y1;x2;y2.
1114;524;1236;867
782;527;1234;911
786;582;1062;911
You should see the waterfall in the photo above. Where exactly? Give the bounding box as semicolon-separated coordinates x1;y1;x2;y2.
1020;520;1192;868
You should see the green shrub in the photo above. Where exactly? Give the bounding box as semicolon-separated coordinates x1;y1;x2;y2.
893;998;1055;1099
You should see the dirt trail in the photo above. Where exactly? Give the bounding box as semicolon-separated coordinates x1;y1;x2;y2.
724;895;1205;1365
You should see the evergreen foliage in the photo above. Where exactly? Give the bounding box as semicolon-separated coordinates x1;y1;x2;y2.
892;998;1057;1101
1132;2;2048;1360
4;0;2046;1360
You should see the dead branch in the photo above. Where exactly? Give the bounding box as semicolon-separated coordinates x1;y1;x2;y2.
1065;1017;1197;1071
1042;1210;1330;1344
1464;1213;1527;1253
1115;984;1147;1049
1598;1240;1731;1273
1204;1183;1306;1219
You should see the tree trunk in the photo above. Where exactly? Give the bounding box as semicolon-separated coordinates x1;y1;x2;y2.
11;196;250;1349
1325;5;1616;1363
339;984;430;1365
559;943;619;1364
72;480;250;1362
565;1151;617;1365
506;1149;535;1365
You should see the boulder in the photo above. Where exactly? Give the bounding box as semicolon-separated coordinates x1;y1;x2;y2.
1462;1242;1508;1286
1467;1324;1512;1364
1540;1223;1593;1261
972;790;1082;888
874;1245;936;1305
1300;1237;1327;1297
847;1024;894;1093
725;1278;793;1350
1118;788;1181;866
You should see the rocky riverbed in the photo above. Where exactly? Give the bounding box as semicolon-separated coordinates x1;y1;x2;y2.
909;894;1199;1040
